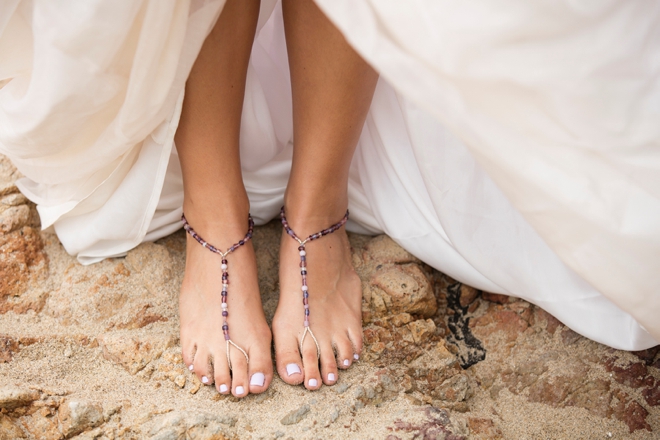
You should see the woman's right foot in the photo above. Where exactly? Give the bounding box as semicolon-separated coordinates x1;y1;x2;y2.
179;210;273;398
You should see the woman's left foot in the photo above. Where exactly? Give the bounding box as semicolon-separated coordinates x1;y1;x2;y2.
272;211;363;390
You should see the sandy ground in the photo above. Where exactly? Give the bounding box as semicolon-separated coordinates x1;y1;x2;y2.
1;155;659;439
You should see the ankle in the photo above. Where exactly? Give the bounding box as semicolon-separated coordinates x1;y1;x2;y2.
282;194;348;237
183;193;251;246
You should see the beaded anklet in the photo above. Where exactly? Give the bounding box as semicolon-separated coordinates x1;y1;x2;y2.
181;213;254;370
280;206;349;358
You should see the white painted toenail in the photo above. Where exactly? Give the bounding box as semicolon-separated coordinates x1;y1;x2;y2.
309;379;318;387
235;386;245;395
343;359;350;366
354;354;359;360
201;376;209;384
250;372;265;387
188;365;194;371
219;384;228;393
328;373;336;381
286;363;301;376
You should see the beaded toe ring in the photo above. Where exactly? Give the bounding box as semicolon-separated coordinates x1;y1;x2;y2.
280;206;349;359
181;213;254;370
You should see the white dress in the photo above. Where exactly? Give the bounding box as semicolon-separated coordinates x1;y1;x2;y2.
1;0;659;350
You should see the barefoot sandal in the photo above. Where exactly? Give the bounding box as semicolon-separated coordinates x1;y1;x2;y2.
181;213;254;370
280;206;349;359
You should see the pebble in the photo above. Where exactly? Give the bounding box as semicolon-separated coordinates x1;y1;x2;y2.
334;383;351;394
280;404;310;425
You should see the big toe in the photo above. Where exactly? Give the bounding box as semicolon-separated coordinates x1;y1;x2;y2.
275;331;304;385
248;343;273;394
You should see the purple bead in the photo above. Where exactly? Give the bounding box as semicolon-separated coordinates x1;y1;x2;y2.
305;309;310;316
298;245;305;251
222;324;228;330
222;311;228;317
303;292;309;298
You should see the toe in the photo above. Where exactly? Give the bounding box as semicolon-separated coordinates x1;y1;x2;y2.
275;334;304;385
212;348;232;394
348;326;363;361
181;341;196;372
248;345;273;394
320;341;338;385
301;336;321;390
192;347;213;385
334;334;354;369
228;345;249;397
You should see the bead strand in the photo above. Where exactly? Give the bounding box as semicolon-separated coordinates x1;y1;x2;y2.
280;207;349;330
181;213;254;343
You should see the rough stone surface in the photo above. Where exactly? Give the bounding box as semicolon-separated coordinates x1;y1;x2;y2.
0;155;658;439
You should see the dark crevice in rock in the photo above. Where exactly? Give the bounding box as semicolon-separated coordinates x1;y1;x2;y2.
445;282;486;369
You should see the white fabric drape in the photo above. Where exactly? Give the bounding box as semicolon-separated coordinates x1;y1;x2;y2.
1;0;658;350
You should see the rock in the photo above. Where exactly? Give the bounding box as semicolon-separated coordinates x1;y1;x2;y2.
561;327;582;345
642;383;660;406
0;386;39;409
370;264;437;318
0;226;46;302
406;319;436;344
97;331;175;375
147;411;231;440
435;374;469;402
0;415;27;439
1;193;28;207
564;379;613;418
459;285;479;308
467;417;502;439
604;358;650;388
0;336;20;363
611;390;651;433
388;313;413;327
334;383;351;394
173;375;186;388
470;308;528;343
280;405;310;425
58;399;104;437
0;205;29;233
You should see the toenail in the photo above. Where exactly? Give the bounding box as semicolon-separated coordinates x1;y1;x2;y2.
343;359;350;366
202;376;209;384
309;378;318;387
250;372;265;387
219;384;228;393
328;373;336;381
286;363;301;376
235;386;245;395
188;365;194;371
354;354;359;360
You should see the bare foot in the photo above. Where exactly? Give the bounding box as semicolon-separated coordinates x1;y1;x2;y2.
272;211;363;390
179;214;272;397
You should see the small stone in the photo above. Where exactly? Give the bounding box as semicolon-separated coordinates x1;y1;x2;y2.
459;285;479;307
64;346;73;358
0;385;40;409
406;319;436;344
173;375;186;388
388;313;413;327
334;383;351;394
273;430;285;438
58;399;105;437
280;405;310;425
